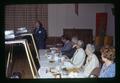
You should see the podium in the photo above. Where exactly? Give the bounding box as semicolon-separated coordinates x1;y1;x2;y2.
5;33;40;79
15;33;40;70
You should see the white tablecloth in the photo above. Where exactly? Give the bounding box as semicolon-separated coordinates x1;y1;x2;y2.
38;49;86;78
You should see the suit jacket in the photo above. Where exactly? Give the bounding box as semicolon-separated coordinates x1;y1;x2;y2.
33;27;47;49
61;40;73;55
64;47;77;59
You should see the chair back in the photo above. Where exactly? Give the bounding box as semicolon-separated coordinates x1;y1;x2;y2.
89;67;101;78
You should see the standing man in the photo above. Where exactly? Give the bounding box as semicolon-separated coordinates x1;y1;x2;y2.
33;20;47;49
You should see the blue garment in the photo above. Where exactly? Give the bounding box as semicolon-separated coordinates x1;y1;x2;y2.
34;27;47;49
99;63;115;78
61;40;73;55
63;47;77;59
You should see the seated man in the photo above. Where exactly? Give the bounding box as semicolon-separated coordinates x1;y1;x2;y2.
60;35;73;56
63;36;78;59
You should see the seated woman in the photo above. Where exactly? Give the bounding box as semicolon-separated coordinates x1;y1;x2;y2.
79;44;99;77
63;40;86;69
71;40;86;68
99;46;115;78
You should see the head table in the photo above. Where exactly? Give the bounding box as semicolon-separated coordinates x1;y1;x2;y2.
38;49;87;79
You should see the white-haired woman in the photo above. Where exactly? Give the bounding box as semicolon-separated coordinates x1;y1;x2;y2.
78;44;99;77
70;40;86;68
63;40;86;69
71;36;78;45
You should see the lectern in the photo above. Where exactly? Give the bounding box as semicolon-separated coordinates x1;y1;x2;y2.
5;39;39;79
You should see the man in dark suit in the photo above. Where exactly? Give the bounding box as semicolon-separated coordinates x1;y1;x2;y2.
60;35;73;57
62;36;78;59
33;20;47;49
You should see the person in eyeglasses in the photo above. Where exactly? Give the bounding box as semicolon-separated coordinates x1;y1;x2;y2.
81;44;99;77
62;40;86;69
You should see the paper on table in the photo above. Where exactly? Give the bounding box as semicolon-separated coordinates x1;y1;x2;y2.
63;61;74;68
38;67;54;78
54;56;59;61
47;55;52;60
66;72;85;78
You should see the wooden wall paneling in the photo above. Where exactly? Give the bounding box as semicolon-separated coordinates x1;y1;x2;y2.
63;29;93;45
46;37;62;45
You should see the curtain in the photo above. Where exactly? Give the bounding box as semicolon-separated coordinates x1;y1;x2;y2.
96;13;107;36
5;4;48;31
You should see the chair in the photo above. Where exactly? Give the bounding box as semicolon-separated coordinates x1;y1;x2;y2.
89;67;101;78
104;36;113;46
95;36;104;46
